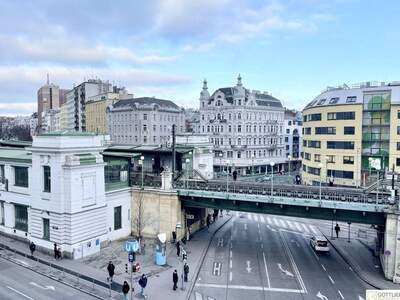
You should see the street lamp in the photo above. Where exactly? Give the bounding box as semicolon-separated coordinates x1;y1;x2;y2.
288;155;292;177
318;162;323;202
185;158;190;189
140;155;145;188
270;161;275;196
251;154;255;175
368;157;373;184
226;160;230;192
219;152;223;174
325;156;330;185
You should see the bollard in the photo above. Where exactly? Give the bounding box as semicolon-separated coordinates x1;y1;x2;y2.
62;267;65;278
92;278;95;290
77;274;80;285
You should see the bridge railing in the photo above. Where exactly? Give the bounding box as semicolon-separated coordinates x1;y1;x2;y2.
174;179;393;205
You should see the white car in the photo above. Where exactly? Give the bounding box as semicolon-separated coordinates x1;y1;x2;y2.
310;235;330;252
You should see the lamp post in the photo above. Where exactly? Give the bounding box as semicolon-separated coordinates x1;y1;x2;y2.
226;160;230;192
288;155;292;177
140;155;144;188
219;152;223;174
185;158;190;189
318;162;323;202
368;157;373;185
325;156;329;185
251;154;255;175
270;161;275;196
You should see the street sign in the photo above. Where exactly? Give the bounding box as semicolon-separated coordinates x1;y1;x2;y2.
366;290;400;299
124;240;139;252
128;252;135;262
186;214;194;220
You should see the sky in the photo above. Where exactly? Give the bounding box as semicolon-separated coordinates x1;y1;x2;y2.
0;0;399;116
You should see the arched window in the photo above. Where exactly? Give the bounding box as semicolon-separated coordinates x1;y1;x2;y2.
238;113;241;120
217;113;221;120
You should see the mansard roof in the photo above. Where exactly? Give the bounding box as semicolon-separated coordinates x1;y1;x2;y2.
113;97;180;110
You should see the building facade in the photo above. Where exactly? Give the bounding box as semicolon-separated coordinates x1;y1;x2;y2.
85;89;132;134
41;109;61;133
302;81;400;187
284;109;303;171
63;79;113;132
107;97;185;146
198;75;286;175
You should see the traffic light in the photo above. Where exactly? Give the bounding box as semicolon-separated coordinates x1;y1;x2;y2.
125;264;128;273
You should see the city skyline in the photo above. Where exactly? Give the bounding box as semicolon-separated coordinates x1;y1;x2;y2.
0;0;399;116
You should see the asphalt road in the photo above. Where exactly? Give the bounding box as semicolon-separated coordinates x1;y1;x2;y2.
0;257;98;300
192;212;372;300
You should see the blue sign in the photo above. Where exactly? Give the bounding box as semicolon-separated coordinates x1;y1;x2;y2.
124;240;139;252
128;252;134;262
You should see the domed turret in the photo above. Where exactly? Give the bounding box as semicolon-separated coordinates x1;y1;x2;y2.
200;79;210;100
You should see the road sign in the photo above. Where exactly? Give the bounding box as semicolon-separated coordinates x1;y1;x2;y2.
186;214;194;220
128;252;135;262
124;240;139;252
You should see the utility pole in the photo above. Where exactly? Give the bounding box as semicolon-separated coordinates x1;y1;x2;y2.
172;124;176;180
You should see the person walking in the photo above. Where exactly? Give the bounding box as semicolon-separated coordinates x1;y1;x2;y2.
183;263;189;282
29;241;36;257
107;261;115;282
206;214;211;229
138;274;148;298
53;243;58;259
57;246;62;260
172;269;178;291
176;241;181;258
335;223;341;238
122;281;130;300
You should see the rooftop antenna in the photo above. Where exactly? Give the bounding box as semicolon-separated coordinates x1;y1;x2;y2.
46;73;50;85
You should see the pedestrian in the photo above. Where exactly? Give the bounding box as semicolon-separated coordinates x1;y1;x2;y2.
206;214;211;229
184;263;189;282
53;243;58;259
57;247;62;260
107;261;115;282
138;274;148;298
122;281;130;300
29;241;36;257
172;269;178;290
176;241;181;258
335;223;341;238
219;209;223;217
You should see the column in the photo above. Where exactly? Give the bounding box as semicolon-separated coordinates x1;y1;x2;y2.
383;213;400;282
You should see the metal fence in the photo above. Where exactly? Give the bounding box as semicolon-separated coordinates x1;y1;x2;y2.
130;172;162;188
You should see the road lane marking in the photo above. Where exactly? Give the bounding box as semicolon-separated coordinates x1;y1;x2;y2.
321;264;326;271
266;225;277;232
280;231;307;293
260;215;265;223
195;291;203;300
294;222;303;231
301;223;310;233
207;297;216;300
273;218;280;227
253;214;259;222
261;243;264;249
230;250;232;258
328;275;335;284
229;271;232;281
248;213;253;221
262;252;271;288
266;217;272;224
317;291;329;300
212;262;222;276
277;263;294;277
287;220;296;230
309;225;319;235
244;223;247;231
7;286;34;300
246;261;252;273
279;219;287;228
311;247;320;260
338;290;345;299
195;283;305;293
29;282;55;291
230;259;232;268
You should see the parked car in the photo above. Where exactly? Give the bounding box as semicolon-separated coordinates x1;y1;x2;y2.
310;235;330;252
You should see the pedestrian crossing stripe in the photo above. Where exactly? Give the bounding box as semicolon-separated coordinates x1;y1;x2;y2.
260;215;265;223
273;218;280;226
278;219;287;228
267;217;273;224
301;223;310;233
309;225;319;235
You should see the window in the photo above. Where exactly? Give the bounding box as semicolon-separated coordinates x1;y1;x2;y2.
0;165;4;183
43;218;50;240
285;137;289;142
327;169;354;179
307;166;321;176
114;206;122;230
143;114;147;120
317;99;326;105
143;136;147;143
0;201;4;225
286;129;290;134
304;153;311;160
327;141;354;149
327;113;335;120
14;166;28;187
326;112;355;120
397;142;400;151
43;166;51;192
308;140;321;148
238;113;241;119
326;155;335;163
397;158;400;166
237;152;241;158
308;113;322;121
397;126;400;135
329;97;339;104
238;138;241;145
314;154;321;162
238;125;241;133
14;205;28;231
346;96;357;103
143;124;147;132
304;128;311;135
343;156;354;164
344;126;355;135
315;127;336;135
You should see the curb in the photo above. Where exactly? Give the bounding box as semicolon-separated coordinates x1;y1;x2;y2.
322;234;383;289
185;215;233;300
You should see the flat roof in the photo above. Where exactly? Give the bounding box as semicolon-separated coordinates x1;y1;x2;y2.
0;147;32;163
40;130;96;137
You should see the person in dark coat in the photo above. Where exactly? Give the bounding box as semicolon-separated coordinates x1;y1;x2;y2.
53;243;58;259
122;281;130;300
206;214;211;229
335;223;341;238
107;261;115;282
176;241;180;258
29;241;36;257
172;269;178;290
138;274;148;298
184;263;189;282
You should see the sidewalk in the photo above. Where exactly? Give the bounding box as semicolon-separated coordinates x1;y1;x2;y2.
0;214;232;299
319;224;399;289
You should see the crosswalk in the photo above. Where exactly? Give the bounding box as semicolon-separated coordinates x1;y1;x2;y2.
195;291;215;300
235;211;320;235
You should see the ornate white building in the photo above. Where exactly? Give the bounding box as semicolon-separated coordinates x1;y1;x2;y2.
198;75;286;175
